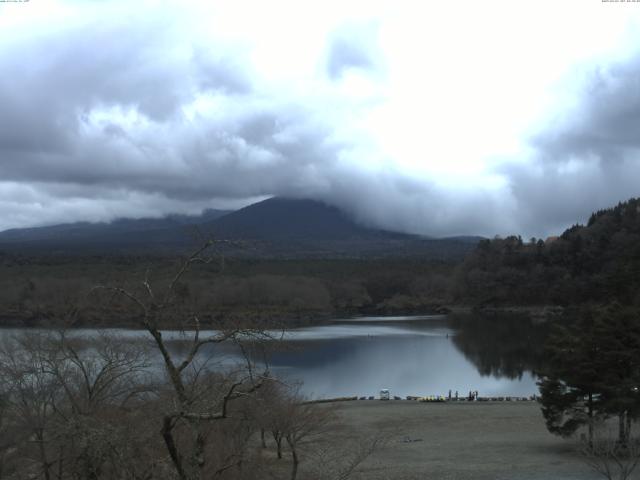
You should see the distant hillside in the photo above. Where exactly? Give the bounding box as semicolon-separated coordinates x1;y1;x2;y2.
0;197;481;259
453;197;640;305
0;209;231;252
208;197;384;239
202;197;481;258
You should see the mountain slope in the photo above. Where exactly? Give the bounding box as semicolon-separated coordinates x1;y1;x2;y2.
206;197;406;240
198;197;481;258
0;197;481;258
0;209;231;249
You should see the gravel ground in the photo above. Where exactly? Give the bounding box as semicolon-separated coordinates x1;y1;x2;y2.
329;400;602;480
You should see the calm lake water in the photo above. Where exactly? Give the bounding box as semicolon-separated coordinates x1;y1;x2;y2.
263;315;540;399
0;314;543;399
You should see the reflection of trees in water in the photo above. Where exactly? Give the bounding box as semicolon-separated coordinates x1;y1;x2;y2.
449;313;550;380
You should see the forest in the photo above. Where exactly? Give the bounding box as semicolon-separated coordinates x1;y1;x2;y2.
452;197;640;307
0;255;455;328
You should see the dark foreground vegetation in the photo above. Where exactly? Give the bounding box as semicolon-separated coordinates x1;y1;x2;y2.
0;245;381;480
0;330;381;480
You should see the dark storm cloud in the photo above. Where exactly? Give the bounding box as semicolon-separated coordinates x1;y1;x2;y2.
0;12;249;148
301;172;511;237
533;62;640;160
0;3;514;236
0;12;269;190
0;104;342;200
501;54;640;236
0;6;358;229
2;3;640;239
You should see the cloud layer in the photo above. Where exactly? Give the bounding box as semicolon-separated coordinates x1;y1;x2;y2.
1;1;639;238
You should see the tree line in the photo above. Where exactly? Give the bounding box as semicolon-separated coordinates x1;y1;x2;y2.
452;197;640;307
0;256;456;328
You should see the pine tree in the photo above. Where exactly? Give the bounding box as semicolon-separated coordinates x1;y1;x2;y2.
591;304;640;445
537;313;603;444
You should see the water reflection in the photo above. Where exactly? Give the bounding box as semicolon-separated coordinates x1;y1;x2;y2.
258;314;542;398
449;313;550;380
0;314;547;399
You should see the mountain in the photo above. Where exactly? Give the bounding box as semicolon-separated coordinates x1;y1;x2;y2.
198;197;481;258
207;197;408;240
0;209;231;251
0;197;482;258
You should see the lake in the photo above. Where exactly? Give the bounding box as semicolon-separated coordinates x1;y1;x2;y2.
262;314;540;399
0;313;544;400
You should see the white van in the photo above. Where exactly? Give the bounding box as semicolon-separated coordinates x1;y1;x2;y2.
380;389;390;400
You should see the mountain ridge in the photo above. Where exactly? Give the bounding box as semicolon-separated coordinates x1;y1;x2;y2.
0;197;482;258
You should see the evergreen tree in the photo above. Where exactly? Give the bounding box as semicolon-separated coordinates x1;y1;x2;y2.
591;304;640;445
537;313;603;444
538;305;640;446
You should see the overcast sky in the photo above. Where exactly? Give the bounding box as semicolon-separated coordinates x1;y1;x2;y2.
1;0;640;238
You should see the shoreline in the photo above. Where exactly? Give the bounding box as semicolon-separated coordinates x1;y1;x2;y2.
306;396;538;404
0;307;449;330
0;303;565;330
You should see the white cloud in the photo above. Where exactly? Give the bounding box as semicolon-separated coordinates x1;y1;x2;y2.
0;0;639;237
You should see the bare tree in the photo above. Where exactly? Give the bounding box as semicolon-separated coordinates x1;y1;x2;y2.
0;242;379;480
257;382;381;480
283;401;335;480
91;241;272;480
47;333;156;480
0;358;18;479
580;423;640;480
0;331;159;480
0;333;62;480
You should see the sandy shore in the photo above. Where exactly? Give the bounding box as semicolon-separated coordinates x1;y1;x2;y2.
329;400;600;480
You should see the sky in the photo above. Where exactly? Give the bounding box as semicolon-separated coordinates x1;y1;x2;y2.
1;0;640;238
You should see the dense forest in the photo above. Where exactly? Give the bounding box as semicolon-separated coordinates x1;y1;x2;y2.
0;255;455;328
453;198;640;307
